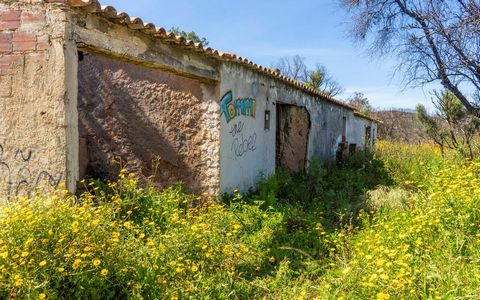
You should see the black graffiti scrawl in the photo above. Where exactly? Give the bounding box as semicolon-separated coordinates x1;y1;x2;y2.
0;142;63;200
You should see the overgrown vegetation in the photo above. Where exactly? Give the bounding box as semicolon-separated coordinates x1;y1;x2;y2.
1;141;480;299
374;109;428;143
417;91;480;158
168;27;209;46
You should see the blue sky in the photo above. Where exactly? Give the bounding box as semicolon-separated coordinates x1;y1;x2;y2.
103;0;436;110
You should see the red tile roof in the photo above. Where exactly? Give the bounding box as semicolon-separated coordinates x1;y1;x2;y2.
33;0;381;123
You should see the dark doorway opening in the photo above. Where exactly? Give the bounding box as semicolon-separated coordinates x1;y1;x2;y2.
276;104;311;173
365;126;372;151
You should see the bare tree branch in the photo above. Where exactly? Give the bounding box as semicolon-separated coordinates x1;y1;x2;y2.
342;0;480;115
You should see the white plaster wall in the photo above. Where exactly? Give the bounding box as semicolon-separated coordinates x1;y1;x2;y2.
219;64;276;193
348;115;378;150
219;63;379;193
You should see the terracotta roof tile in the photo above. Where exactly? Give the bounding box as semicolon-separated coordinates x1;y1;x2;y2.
152;27;162;35
24;0;381;123
100;5;116;18
67;0;89;7
81;0;101;12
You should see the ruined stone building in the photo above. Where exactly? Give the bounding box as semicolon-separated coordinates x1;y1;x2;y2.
0;0;378;199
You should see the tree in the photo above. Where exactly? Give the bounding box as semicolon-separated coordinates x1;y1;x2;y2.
374;109;428;143
342;0;480;115
347;92;373;115
169;27;209;46
304;64;345;96
274;56;344;96
416;104;447;153
416;91;480;158
275;55;307;81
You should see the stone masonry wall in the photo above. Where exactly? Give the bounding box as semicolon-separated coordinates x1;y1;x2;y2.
78;53;220;194
0;2;76;201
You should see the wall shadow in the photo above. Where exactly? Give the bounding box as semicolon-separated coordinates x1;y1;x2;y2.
78;52;215;193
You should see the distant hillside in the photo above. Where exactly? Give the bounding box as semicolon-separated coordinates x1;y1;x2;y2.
373;109;428;143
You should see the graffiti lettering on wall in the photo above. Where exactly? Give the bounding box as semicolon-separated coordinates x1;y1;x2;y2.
220;91;256;123
228;120;244;138
0;143;63;201
231;133;257;158
229;121;257;158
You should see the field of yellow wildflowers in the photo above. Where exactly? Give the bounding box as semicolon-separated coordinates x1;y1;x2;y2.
0;141;479;299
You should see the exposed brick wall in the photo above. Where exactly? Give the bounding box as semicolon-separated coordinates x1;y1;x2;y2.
0;2;69;200
0;6;48;75
0;3;50;99
0;8;47;54
0;4;49;123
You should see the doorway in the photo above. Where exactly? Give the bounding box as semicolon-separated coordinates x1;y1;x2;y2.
276;104;311;172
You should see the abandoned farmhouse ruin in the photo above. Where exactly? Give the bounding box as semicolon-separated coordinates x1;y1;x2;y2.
0;0;378;198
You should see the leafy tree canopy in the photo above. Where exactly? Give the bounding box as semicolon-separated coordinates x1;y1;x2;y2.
169;27;209;46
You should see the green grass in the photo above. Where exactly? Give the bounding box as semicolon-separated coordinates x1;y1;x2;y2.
1;141;480;299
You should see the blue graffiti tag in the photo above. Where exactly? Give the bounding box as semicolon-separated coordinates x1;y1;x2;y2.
220;91;256;123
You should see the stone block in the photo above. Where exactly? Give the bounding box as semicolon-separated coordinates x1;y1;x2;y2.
0;32;12;53
0;9;21;30
0;54;23;76
36;34;48;50
20;10;46;31
0;75;12;97
12;31;36;51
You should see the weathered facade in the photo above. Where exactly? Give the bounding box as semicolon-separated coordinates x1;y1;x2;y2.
0;0;378;198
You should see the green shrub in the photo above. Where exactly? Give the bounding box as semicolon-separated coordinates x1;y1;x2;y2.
3;141;479;299
0;172;284;299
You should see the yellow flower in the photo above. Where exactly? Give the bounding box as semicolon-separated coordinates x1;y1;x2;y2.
377;292;390;300
71;221;80;233
21;251;29;257
93;259;101;267
72;259;81;270
14;278;23;287
269;256;276;263
39;260;47;267
38;293;46;299
57;267;65;273
101;268;109;276
123;221;132;229
380;273;389;281
191;265;198;272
